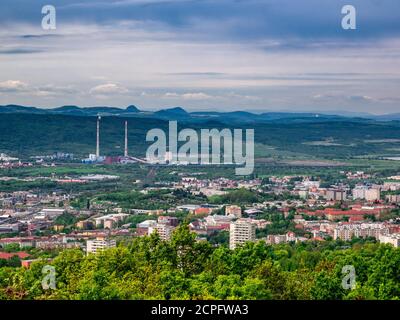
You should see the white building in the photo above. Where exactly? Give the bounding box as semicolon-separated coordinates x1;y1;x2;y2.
93;213;129;227
205;214;235;227
225;205;242;218
86;237;116;255
365;188;381;201
352;186;367;200
229;218;256;250
352;186;380;201
333;223;388;241
137;220;157;229
325;189;347;201
148;223;176;241
0;153;19;161
39;208;66;219
379;234;400;248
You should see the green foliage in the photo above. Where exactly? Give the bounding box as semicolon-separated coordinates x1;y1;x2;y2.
54;213;77;226
0;232;399;300
209;188;259;204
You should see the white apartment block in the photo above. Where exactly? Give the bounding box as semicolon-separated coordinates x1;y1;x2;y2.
333;223;388;241
229;219;256;250
379;234;400;248
93;213;129;228
148;223;176;241
86;237;116;255
325;189;347;201
365;188;381;201
352;186;380;201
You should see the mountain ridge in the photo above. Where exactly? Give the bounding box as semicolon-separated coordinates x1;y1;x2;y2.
1;104;400;123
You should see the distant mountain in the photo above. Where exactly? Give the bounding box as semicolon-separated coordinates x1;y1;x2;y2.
154;107;189;120
126;105;140;113
0;104;140;117
0;104;46;114
372;113;400;121
1;104;400;124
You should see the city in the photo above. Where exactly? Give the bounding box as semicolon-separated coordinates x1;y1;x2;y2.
1;0;400;311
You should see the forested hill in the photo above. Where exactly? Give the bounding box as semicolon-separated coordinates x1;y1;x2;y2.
1;113;400;159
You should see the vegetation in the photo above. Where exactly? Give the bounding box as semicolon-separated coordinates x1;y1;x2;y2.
0;225;399;300
2;113;400;160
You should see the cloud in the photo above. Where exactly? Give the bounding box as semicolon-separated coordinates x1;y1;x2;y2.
163;92;212;100
0;48;43;55
348;95;375;102
313;93;375;102
161;91;260;101
89;83;128;95
35;85;78;97
1;1;400;113
0;80;29;92
181;92;212;100
1;0;400;42
0;80;79;98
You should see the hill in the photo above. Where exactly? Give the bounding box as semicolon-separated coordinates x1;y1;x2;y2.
3;104;400;123
1;113;400;160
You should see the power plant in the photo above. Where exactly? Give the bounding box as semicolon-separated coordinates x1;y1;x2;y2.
82;117;146;164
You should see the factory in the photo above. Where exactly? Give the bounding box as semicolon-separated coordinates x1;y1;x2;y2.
82;116;145;164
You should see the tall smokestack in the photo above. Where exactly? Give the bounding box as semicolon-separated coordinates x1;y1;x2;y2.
96;115;101;157
124;121;128;157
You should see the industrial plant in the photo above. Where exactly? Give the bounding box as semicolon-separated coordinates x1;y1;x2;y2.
82;116;145;165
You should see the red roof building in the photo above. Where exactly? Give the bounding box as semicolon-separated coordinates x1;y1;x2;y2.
0;252;30;260
299;207;383;221
194;207;213;215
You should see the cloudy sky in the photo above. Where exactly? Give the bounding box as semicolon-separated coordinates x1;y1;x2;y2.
0;0;399;114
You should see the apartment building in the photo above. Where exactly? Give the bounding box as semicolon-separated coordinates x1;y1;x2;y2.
148;223;176;241
352;186;380;201
379;234;400;248
333;223;388;241
86;237;116;255
325;189;347;201
229;218;256;250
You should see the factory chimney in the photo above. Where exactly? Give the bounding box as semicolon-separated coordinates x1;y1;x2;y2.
96;115;101;157
124;121;128;157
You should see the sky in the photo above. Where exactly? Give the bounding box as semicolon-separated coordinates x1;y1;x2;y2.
0;0;400;114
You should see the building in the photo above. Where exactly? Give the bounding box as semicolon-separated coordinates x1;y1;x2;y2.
0;252;30;260
365;188;381;202
352;186;380;201
0;237;36;248
299;207;382;221
104;219;115;229
205;214;235;227
148;223;176;241
93;213;129;228
379;234;400;248
194;207;213;215
157;216;179;227
333;223;388;241
76;220;94;230
225;205;242;218
229;218;256;250
39;208;66;219
325;189;347;201
386;194;400;203
352;186;367;200
86;237;116;255
266;234;287;245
